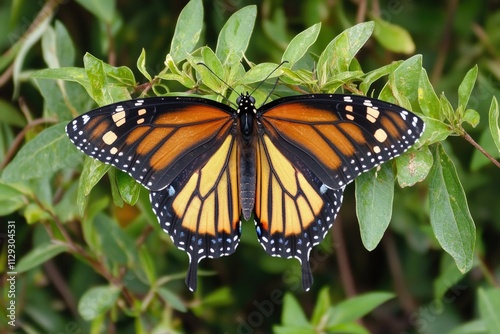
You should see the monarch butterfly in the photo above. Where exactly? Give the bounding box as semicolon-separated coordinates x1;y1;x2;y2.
66;87;424;291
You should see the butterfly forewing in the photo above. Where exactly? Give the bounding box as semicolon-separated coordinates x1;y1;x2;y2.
258;94;425;189
66;97;235;191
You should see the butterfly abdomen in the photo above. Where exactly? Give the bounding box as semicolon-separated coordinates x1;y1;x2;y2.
239;136;256;220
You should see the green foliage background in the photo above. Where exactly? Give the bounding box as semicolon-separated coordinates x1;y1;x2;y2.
1;0;500;333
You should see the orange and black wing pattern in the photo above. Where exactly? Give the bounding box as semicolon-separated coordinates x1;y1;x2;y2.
255;132;344;290
258;94;425;189
150;134;240;291
66;97;235;191
255;94;425;290
66;97;240;291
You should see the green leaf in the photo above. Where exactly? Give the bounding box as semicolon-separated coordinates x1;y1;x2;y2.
1;123;81;182
380;55;422;108
447;320;487;334
396;147;433;187
458;65;478;112
216;5;257;66
372;17;415;54
32;67;91;93
83;53;133;105
41;22;74;69
418;68;441;119
327;322;370;334
0;182;26;215
355;163;394;251
16;243;69;274
157;287;187;313
317;21;374;86
359;61;402;94
282;23;321;67
478;288;500;333
77;157;109;215
488;96;500;153
109;168;124;208
273;326;316;334
78;285;121;321
281;293;311;327
194;47;225;93
463;108;480;128
92;213;139;267
75;0;116;24
428;144;475;273
170;0;203;63
116;170;141;206
0;99;26;127
139;246;156;285
12;7;51;98
311;287;331;326
137;48;152;82
328;292;395;326
241;62;281;85
34;75;92;121
418;116;452;145
433;254;466;300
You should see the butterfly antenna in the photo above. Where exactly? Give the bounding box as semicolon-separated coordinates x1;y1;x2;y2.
250;60;288;98
196;62;238;107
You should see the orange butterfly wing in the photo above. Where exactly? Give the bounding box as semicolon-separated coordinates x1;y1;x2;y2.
150;134;240;291
255;94;425;290
66;97;235;191
67;97;242;291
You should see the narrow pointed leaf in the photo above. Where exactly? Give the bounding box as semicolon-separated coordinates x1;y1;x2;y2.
1;123;81;182
489;96;500;153
282;23;321;67
355;163;394;251
170;0;203;63
428;144;475;272
216;6;256;66
478;288;500;333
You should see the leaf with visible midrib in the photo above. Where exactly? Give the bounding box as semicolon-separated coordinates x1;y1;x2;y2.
428;144;476;273
1;123;82;182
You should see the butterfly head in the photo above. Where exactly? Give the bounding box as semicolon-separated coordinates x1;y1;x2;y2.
236;92;256;139
236;92;256;114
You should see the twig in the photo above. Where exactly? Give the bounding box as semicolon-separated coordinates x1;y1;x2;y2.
332;217;357;297
430;0;458;84
462;131;500;168
0;117;59;170
382;231;418;315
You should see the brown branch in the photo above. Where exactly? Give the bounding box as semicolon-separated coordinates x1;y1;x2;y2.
34;196;136;306
43;260;78;316
332;217;357;297
430;0;458;84
382;231;418;316
0;117;59;170
462;131;500;168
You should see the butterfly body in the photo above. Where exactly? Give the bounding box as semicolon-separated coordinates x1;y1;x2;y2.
67;92;424;292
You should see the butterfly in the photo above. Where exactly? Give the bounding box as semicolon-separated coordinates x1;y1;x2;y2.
66;90;425;291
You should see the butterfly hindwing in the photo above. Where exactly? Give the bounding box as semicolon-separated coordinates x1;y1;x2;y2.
150;134;241;291
259;94;425;190
66;97;235;191
254;132;344;291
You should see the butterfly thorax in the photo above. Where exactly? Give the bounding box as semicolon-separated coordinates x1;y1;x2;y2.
237;93;257;220
237;93;256;141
